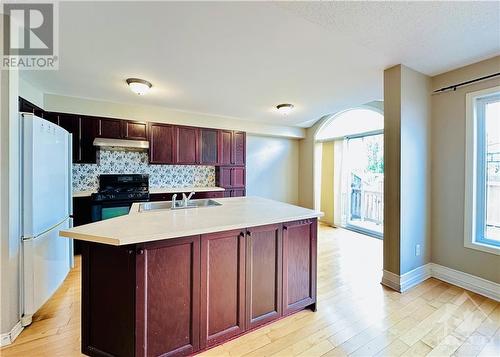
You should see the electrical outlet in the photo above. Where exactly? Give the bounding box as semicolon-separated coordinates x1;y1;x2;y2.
415;244;421;256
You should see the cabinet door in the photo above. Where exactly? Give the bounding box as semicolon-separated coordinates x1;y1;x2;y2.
80;117;98;163
231;167;245;188
199;128;219;165
98;118;122;138
246;224;282;329
123;121;147;140
136;236;200;357
220;130;233;165
175;126;199;164
200;230;245;348
58;113;80;162
231;189;245;198
217;167;232;188
282;219;317;315
149;123;175;164
233;131;246;165
43;112;59;125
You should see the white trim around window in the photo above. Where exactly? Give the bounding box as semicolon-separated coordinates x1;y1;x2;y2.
464;86;500;255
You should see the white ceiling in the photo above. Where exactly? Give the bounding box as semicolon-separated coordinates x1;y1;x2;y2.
21;1;500;127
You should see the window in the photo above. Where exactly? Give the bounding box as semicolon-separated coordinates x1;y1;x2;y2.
465;87;500;254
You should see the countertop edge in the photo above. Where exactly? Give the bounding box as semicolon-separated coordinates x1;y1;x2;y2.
59;213;322;246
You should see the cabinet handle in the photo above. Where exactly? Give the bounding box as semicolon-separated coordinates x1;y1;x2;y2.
127;249;134;255
137;249;144;255
283;226;288;231
246;231;251;237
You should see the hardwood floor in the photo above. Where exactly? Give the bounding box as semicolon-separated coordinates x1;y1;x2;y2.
1;224;499;356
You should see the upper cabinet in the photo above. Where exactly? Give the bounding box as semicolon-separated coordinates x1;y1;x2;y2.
122;120;148;140
80;117;98;164
19;98;247;167
149;123;175;164
219;130;246;166
233;131;246;166
57;114;81;163
175;126;199;164
97;118;147;140
98;118;122;139
200;128;219;165
220;130;233;166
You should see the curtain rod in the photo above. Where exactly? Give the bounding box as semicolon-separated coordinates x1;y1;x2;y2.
433;72;500;93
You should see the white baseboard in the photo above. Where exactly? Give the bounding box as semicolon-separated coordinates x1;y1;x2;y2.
0;321;23;347
382;263;500;301
430;263;500;302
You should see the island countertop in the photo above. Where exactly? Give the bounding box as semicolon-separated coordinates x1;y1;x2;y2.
59;196;323;246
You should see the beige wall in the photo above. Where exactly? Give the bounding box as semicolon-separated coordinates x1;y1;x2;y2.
383;65;432;276
383;65;403;275
246;135;299;204
431;56;500;283
320;142;334;225
44;94;305;139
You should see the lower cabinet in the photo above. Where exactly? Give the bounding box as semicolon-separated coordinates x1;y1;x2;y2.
282;220;318;315
246;224;282;329
136;237;200;357
200;230;245;348
81;218;317;357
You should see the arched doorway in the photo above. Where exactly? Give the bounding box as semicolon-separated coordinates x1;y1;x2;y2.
314;107;384;238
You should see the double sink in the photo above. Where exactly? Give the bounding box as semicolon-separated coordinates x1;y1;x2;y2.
139;199;222;212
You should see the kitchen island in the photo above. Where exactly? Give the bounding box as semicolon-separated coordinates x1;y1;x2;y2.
60;197;322;357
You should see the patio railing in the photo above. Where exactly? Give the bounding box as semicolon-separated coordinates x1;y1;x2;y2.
351;189;383;225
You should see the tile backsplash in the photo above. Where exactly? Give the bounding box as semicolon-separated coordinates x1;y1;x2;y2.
72;149;215;192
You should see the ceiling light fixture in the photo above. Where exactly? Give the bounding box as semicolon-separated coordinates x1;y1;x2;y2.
276;103;294;116
126;78;152;95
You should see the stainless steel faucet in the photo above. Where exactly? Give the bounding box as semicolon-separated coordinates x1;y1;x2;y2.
172;194;178;208
182;192;195;207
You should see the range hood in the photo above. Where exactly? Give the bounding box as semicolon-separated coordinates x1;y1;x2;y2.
93;137;149;150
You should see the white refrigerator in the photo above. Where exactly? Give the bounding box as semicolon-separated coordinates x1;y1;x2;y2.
20;113;73;325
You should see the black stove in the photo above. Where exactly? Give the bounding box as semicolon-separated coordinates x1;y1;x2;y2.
92;174;150;202
91;174;149;221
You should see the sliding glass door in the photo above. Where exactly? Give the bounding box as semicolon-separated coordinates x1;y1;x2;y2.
343;133;384;237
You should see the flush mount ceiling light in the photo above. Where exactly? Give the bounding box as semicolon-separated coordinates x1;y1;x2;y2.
126;78;152;95
276;103;294;116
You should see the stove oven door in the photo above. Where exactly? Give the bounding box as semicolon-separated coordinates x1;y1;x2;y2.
91;200;139;222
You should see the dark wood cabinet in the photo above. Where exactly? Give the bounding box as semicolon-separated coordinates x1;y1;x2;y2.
73;197;92;227
246;224;282;329
123;121;148;140
81;219;317;357
175;126;199;164
43;111;59;125
149;123;176;164
219;130;245;166
98;118;122;139
200;230;245;348
199;128;219;165
231;189;246;197
58;114;81;163
216;167;245;188
19;97;247;168
82;243;136;357
282;219;317;315
220;130;233;165
232;167;245;187
80;117;98;163
233;131;246;165
136;236;201;357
